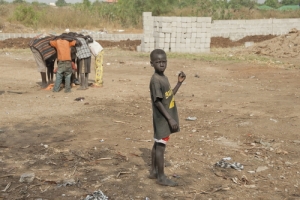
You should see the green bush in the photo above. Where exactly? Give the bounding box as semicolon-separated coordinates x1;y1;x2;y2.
12;4;41;27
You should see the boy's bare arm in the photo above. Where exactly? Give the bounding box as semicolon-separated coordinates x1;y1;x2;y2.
173;71;186;95
155;99;178;131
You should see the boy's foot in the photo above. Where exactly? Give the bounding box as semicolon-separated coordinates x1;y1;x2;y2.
74;79;80;85
64;89;71;93
77;86;87;90
43;84;54;91
41;83;48;89
157;176;178;187
148;172;157;179
91;84;103;88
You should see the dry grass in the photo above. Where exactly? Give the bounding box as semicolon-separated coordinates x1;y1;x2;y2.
1;3;300;31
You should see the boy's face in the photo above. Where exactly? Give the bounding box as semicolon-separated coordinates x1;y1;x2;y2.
151;53;167;74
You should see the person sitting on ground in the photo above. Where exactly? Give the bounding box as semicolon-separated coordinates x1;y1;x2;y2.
148;49;186;187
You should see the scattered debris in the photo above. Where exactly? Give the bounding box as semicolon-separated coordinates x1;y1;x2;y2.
75;97;85;101
19;172;35;183
116;171;131;178
186;117;197;121
0;174;14;178
96;158;112;161
114;120;126;124
270;118;278;123
57;178;77;187
1;182;11;192
212;186;230;193
244;185;256;189
84;190;108;200
215;157;244;171
256;166;269;173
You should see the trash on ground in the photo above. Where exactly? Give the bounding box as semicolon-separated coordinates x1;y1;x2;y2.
270;118;278;123
75;97;85;101
84;190;108;200
186;117;197;121
116;171;131;178
256;166;269;173
57;178;77;187
1;182;11;192
172;174;180;178
19;172;35;183
244;184;256;188
215;158;244;171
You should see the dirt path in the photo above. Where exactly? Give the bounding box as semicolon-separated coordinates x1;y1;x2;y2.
0;48;300;200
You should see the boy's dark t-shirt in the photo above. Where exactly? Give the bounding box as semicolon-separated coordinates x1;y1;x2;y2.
150;73;180;140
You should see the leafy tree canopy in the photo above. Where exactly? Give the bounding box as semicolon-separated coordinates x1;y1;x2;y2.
0;0;8;4
13;0;26;4
265;0;278;8
56;0;67;7
281;0;299;5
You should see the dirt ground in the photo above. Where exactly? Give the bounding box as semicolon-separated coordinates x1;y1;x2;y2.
0;32;300;200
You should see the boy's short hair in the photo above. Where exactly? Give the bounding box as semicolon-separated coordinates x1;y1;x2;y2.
150;49;166;61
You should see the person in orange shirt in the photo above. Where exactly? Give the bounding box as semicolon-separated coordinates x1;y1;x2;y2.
50;39;76;93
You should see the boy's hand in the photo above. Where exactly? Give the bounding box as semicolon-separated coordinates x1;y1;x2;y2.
178;71;186;83
53;68;58;74
168;118;178;131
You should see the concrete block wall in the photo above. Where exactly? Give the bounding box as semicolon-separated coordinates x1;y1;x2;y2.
139;12;211;53
211;18;300;41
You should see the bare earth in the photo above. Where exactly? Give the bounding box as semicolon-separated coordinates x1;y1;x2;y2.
0;34;300;200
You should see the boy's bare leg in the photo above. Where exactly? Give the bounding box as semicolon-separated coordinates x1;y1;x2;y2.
40;72;48;88
47;67;54;84
156;143;178;186
50;66;54;83
149;142;157;179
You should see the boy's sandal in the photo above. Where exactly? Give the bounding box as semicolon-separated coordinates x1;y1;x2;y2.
91;84;103;88
43;84;54;91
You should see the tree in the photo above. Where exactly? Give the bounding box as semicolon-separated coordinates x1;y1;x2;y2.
228;0;256;10
13;0;26;4
56;0;67;7
265;0;278;8
0;0;8;4
281;0;299;5
82;0;91;8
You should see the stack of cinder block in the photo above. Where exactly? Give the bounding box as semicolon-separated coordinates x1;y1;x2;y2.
138;12;211;53
137;12;155;52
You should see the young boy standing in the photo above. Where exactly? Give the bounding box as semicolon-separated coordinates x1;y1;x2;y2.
149;49;186;186
50;39;76;93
